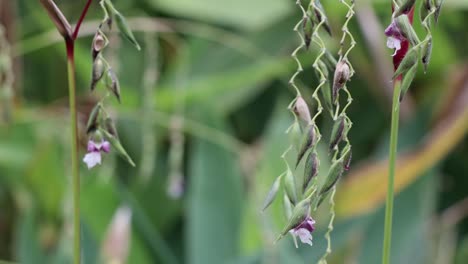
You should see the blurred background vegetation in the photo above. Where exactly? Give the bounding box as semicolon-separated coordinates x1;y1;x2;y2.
0;0;467;263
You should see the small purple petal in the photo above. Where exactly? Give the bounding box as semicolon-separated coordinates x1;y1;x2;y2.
83;152;102;169
87;140;99;152
101;141;111;153
294;228;313;246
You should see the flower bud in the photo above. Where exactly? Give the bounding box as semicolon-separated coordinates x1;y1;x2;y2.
399;63;418;102
92;31;107;60
296;124;318;167
283;193;293;219
284;169;297;205
421;36;432;73
312;0;332;36
105;68;121;103
341;145;352;171
303;152;319;191
293;96;311;123
332;60;351;103
434;0;444;24
101;128;135;167
393;0;416;18
278;199;311;239
302;12;314;50
319;159;344;196
320;81;333;112
86;104;102;133
104;117;118;137
262;174;282;211
91;57;105;91
419;0;433;24
329;115;346;150
115;12;141;51
393;47;418;79
395;15;420;46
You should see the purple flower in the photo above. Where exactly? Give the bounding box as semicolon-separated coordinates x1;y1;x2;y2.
384;20;405;56
289;216;316;246
83;140;110;169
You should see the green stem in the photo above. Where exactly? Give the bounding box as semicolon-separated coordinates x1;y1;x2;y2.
382;79;401;264
66;39;80;264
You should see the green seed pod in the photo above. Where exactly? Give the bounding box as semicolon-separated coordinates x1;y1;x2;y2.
101;129;135;167
303;152;319;191
320;81;333;113
283;193;293;219
393;47;418;79
332;60;351;103
399;63;418;102
284;169;297;205
312;0;332;36
114;12;141;51
302;12;314;50
86;104;102;133
316;60;329;79
289;121;302;151
419;0;433;24
104;117;118;137
421;36;432;73
293;96;311;123
278;199;311;239
262;175;282;211
319;159;344;196
91;57;106;91
395;15;420;47
329;115;346;150
324;50;338;70
105;68;121;103
296;124;317;167
393;0;416;18
434;0;444;24
341;145;352;171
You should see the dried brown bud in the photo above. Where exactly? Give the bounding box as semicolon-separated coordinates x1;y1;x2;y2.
332;60;351;103
92;31;107;60
293;96;311;123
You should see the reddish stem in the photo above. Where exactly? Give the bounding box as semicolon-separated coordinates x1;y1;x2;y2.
73;0;94;40
392;7;415;80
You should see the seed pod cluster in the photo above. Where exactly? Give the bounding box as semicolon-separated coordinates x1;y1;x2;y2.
85;0;141;167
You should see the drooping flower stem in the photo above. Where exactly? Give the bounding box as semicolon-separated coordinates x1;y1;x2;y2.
65;38;81;264
382;79;402;264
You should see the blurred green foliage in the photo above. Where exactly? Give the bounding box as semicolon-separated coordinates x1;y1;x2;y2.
0;0;467;263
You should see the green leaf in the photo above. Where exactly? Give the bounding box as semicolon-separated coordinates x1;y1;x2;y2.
187;111;243;264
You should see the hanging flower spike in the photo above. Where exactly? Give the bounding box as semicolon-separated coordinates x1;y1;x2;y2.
384;20;405;56
83;140;111;169
289;216;316;246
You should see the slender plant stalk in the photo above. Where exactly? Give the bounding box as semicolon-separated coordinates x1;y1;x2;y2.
66;38;80;264
382;79;402;264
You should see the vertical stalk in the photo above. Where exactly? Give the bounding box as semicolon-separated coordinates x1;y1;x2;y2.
382;79;401;264
66;39;80;264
